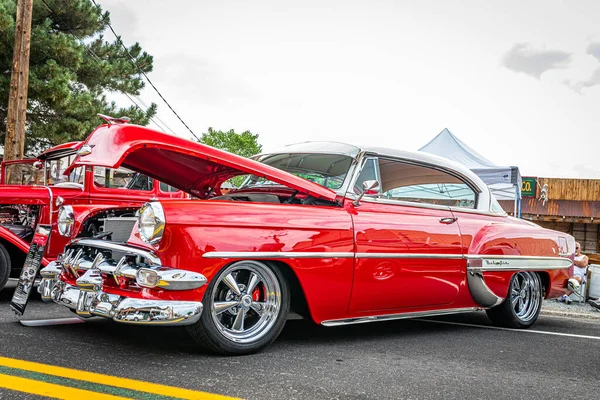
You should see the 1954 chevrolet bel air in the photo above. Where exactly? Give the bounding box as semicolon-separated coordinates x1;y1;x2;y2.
39;123;574;354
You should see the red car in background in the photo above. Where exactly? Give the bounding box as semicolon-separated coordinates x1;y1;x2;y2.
0;124;187;292
40;124;574;355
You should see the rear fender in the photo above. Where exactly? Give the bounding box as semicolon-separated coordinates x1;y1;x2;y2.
464;222;573;306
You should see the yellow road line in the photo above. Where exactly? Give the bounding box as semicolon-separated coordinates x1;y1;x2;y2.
0;356;238;400
0;373;130;400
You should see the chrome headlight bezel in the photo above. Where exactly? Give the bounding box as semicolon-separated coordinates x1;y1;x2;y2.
57;205;74;237
138;202;165;245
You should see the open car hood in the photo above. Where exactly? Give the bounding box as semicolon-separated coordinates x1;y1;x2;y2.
68;124;338;201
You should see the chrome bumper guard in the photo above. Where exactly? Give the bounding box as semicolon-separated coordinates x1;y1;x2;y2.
38;239;208;326
43;278;203;326
39;265;203;326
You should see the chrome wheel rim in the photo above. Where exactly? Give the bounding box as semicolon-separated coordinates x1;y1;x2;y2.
210;261;281;343
510;272;541;322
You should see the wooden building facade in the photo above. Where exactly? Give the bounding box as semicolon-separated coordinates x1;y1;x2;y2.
500;177;600;264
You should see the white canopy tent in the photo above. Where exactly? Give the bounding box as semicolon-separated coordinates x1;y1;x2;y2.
418;128;521;216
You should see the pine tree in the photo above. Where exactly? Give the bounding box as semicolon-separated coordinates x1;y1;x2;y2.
0;0;157;154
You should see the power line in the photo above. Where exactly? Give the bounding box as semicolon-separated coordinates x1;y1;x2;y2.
38;0;170;134
91;0;200;141
130;94;177;135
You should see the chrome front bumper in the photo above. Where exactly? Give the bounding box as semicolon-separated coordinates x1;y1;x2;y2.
44;279;202;325
39;272;203;326
38;239;207;326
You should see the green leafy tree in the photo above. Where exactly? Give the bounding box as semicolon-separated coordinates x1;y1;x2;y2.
198;128;263;188
198;127;263;158
0;0;156;154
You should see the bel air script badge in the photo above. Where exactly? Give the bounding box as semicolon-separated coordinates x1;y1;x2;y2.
485;260;509;266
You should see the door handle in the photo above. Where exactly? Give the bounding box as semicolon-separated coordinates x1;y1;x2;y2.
439;217;457;224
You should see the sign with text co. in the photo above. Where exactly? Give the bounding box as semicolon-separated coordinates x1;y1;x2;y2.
521;177;536;197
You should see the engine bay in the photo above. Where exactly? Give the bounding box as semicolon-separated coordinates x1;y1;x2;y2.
0;204;39;241
212;188;338;206
78;209;139;241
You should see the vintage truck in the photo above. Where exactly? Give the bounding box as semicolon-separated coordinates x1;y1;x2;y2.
0;122;187;292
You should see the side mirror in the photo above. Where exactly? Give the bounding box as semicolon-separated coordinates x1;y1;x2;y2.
353;180;380;206
362;180;380;194
33;161;43;170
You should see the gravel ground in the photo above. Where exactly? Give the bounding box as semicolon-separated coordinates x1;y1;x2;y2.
541;297;600;319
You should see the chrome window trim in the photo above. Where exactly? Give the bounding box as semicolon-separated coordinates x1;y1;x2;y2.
448;206;508;217
350;156;383;196
321;307;480;327
357;196;453;212
345;153;486;212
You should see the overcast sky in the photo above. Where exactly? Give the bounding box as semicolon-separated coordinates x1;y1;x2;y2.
98;0;600;179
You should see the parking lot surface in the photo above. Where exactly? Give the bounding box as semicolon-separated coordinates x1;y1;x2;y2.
1;282;599;400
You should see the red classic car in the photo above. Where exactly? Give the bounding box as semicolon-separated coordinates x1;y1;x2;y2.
0;130;187;292
40;124;574;355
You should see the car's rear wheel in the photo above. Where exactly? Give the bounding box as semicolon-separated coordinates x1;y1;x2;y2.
186;260;290;355
0;242;11;292
486;271;542;328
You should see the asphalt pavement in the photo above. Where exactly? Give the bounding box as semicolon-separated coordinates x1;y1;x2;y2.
1;281;599;400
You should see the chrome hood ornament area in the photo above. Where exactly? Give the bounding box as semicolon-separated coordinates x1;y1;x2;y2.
97;114;131;125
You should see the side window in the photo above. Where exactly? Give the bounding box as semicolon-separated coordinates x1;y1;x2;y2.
377;158;476;209
159;181;180;193
354;158;379;194
94;167;153;191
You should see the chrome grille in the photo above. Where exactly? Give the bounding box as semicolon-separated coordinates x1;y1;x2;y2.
55;239;206;292
101;217;137;243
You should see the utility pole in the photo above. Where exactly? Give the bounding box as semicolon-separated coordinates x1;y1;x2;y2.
4;0;33;161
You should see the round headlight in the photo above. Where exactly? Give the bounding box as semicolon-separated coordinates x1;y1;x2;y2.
57;205;74;237
138;202;165;244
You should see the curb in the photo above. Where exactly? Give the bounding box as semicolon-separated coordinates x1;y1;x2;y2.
540;308;600;320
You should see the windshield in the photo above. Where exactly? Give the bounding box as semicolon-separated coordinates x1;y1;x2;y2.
94;166;154;191
46;155;85;186
240;153;353;190
3;155;84;186
3;162;44;185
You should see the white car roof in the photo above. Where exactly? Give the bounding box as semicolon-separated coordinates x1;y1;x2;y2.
260;141;500;214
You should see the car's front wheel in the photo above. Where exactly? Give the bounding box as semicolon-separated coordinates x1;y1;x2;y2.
186;260;290;355
486;271;542;328
0;242;11;292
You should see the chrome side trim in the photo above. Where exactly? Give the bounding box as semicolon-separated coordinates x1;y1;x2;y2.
202;252;355;259
202;252;573;268
355;253;463;259
70;239;161;266
320;307;480;327
203;252;463;259
466;255;573;272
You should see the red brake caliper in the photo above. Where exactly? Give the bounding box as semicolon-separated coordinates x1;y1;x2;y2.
252;286;261;302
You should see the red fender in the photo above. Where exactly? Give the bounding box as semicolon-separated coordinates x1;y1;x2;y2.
0;226;51;267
